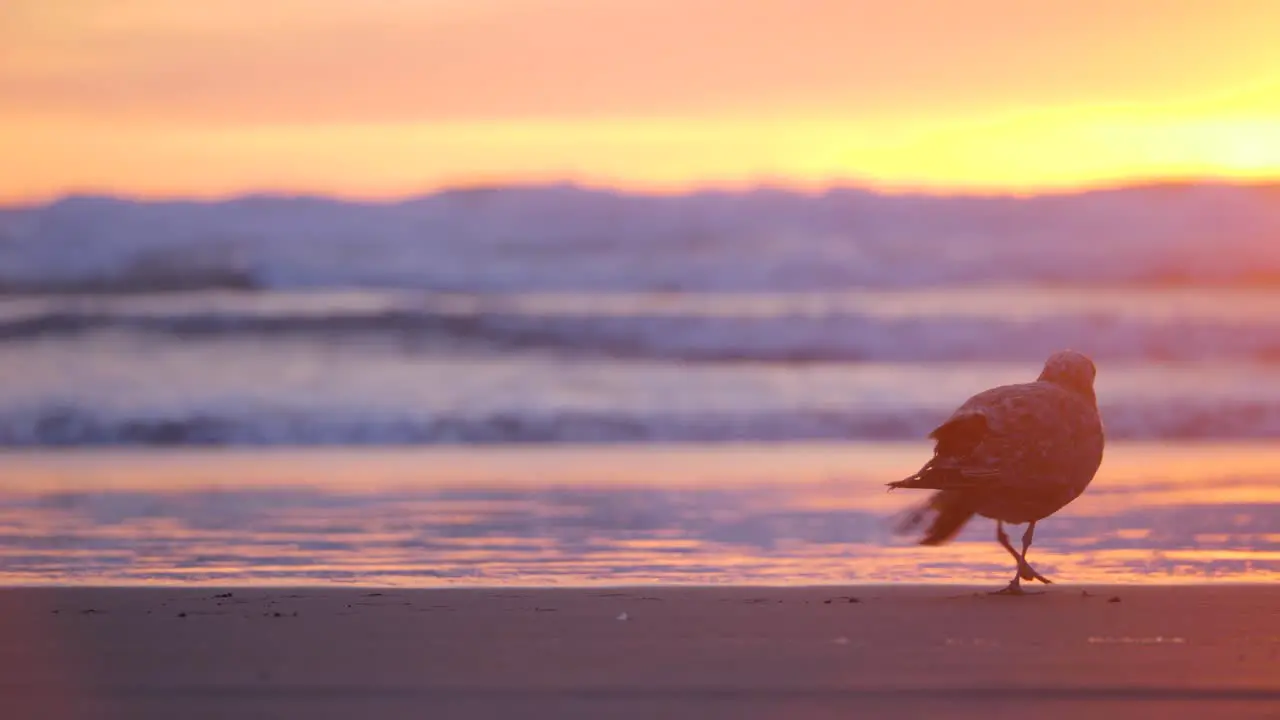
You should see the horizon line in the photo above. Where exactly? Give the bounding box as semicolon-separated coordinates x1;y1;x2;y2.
5;173;1280;210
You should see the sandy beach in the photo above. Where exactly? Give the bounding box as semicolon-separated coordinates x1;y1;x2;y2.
3;585;1278;719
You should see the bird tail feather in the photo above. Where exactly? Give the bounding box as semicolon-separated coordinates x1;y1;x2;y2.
893;489;975;546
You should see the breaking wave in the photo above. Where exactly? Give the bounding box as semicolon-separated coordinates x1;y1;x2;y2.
4;287;1280;363
3;183;1280;294
5;399;1280;447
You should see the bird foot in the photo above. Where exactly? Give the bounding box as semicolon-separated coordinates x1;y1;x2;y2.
990;581;1025;596
990;580;1045;597
1018;562;1053;585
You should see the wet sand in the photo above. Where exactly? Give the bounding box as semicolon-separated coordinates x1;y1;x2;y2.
7;443;1280;587
2;585;1278;719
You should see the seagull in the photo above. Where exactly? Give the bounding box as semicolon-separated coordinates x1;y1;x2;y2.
887;350;1105;595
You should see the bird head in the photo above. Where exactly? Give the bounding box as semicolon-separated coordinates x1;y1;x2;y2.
1037;350;1098;402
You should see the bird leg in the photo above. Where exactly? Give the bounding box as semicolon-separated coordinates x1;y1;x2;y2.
991;521;1052;594
992;521;1027;595
1019;521;1052;585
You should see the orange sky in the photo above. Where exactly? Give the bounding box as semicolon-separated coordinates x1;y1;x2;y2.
3;0;1280;201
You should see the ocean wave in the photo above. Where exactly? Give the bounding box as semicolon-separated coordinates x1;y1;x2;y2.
6;400;1280;447
3;183;1280;294
4;289;1280;362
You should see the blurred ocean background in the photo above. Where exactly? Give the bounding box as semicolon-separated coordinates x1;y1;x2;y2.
4;182;1280;447
2;183;1279;585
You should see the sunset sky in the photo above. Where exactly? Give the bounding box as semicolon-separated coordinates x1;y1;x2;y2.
3;0;1280;201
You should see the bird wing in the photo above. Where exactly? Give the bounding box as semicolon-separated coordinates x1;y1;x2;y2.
892;381;1096;492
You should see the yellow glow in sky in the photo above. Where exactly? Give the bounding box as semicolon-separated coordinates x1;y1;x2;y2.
3;0;1280;201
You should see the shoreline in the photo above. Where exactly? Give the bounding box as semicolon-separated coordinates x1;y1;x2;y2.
3;579;1280;589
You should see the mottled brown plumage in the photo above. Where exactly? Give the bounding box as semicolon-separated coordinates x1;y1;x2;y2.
888;350;1105;594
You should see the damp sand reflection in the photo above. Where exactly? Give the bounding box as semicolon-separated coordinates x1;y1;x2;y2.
1;441;1278;586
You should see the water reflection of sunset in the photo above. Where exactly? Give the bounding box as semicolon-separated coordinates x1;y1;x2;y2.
3;442;1278;586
